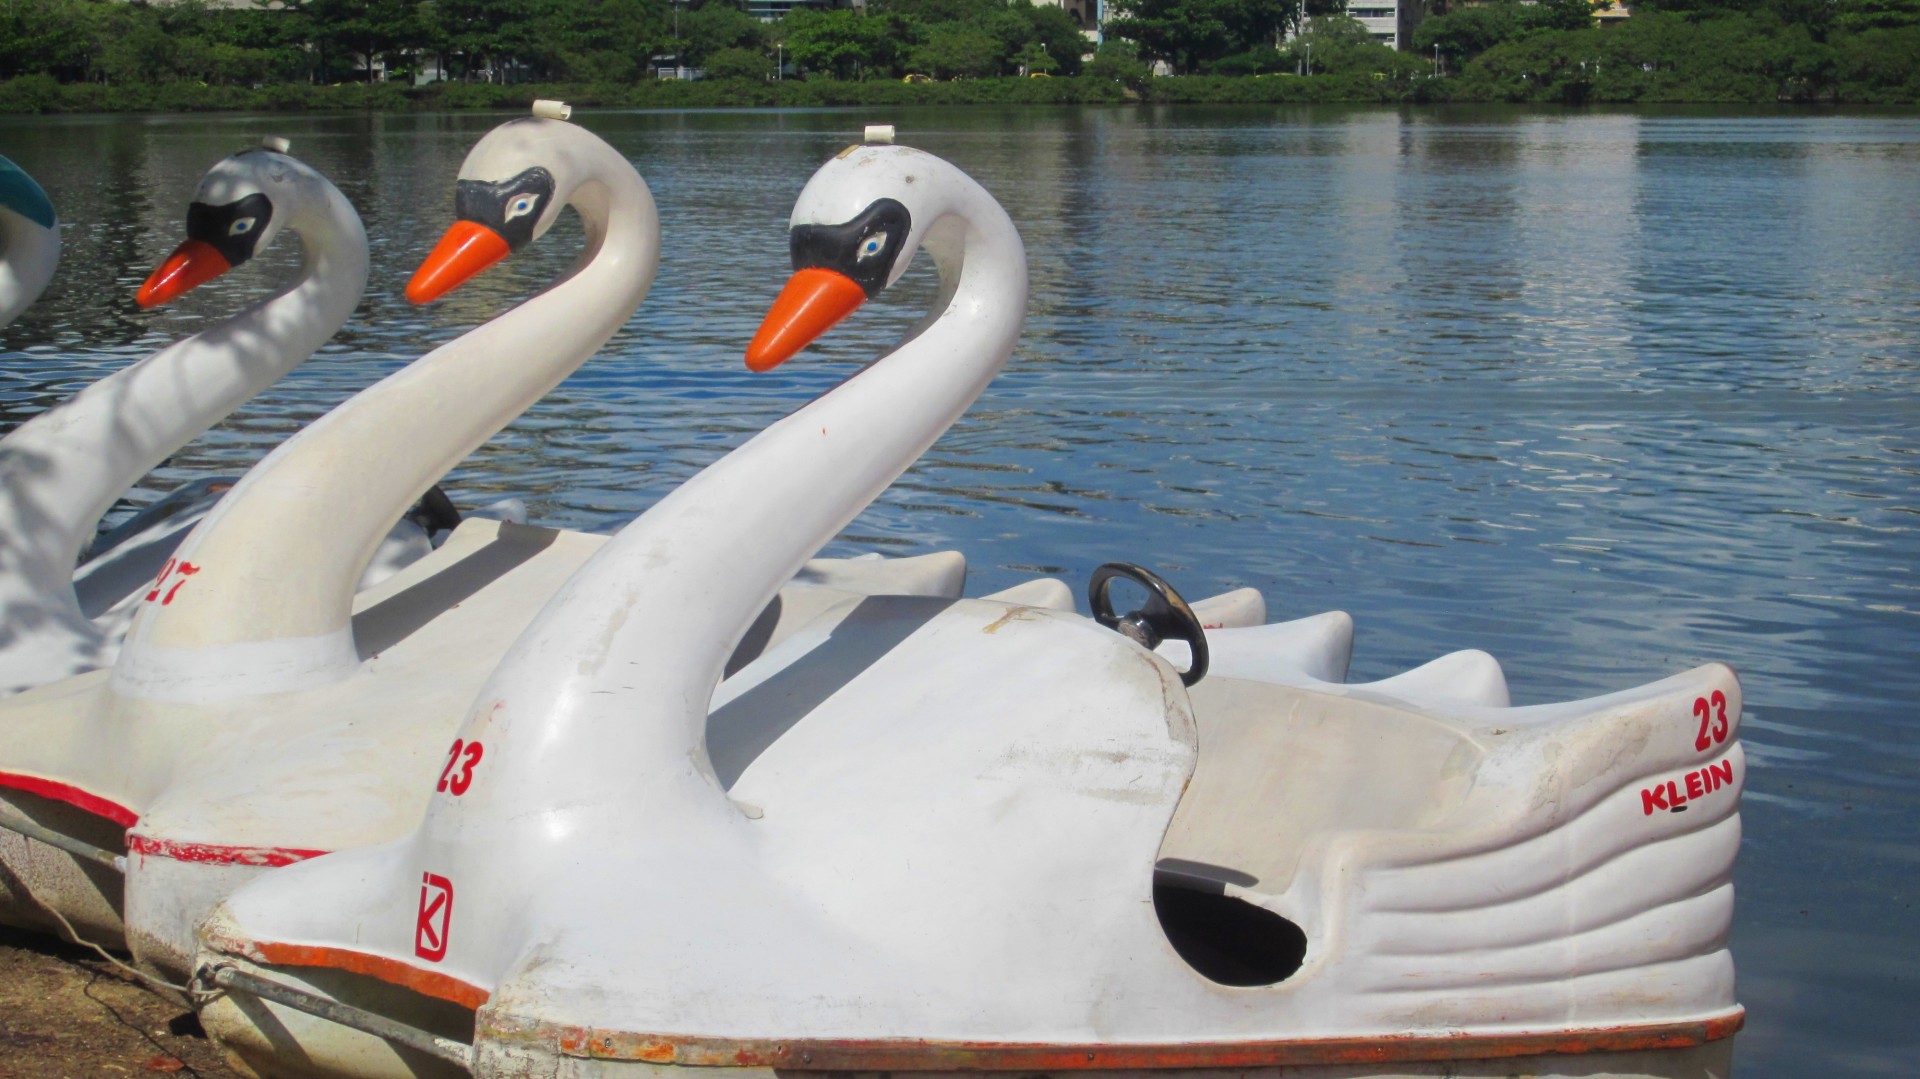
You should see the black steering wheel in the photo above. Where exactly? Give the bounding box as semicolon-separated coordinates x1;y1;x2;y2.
1088;562;1209;686
404;484;464;537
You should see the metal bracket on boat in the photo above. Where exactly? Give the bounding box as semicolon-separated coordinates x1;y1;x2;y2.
0;805;125;872
1089;562;1210;686
197;963;474;1069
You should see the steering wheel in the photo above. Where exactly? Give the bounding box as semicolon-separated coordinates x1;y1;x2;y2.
1088;562;1209;686
404;484;464;537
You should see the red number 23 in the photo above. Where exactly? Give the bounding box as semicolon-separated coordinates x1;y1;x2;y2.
1692;690;1730;752
436;739;484;796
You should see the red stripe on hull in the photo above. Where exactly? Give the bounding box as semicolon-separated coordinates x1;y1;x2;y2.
0;770;138;827
126;834;328;868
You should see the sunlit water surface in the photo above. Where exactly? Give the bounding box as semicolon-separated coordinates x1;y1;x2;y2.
2;105;1916;1076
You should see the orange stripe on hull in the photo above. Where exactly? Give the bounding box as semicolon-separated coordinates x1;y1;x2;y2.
0;770;138;827
247;941;491;1012
488;1009;1745;1069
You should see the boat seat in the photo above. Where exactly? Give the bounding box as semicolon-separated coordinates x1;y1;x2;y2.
1165;663;1739;896
1191;586;1265;629
1162;676;1485;897
1159;609;1355;684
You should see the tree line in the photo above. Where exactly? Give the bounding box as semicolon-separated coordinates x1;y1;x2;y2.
1417;0;1920;102
0;0;1384;85
0;0;1914;102
0;0;1097;85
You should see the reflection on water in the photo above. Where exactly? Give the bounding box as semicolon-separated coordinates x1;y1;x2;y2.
3;105;1917;1076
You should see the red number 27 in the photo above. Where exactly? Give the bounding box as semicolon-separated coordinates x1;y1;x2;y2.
1692;690;1730;752
436;739;484;796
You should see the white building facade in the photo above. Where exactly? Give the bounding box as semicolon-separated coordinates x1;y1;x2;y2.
1347;0;1402;48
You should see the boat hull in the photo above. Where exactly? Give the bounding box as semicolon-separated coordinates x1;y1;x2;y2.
195;949;1740;1079
515;1049;1735;1079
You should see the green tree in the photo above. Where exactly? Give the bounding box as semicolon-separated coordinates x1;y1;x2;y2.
99;18;185;84
427;0;560;81
1018;0;1090;73
1835;0;1920;29
781;7;901;78
1085;37;1150;82
1108;0;1290;73
705;44;775;77
911;26;1006;76
1286;13;1410;73
1014;40;1059;72
295;0;427;80
1207;43;1284;72
1414;2;1527;68
684;1;765;64
1530;0;1608;31
0;0;102;81
543;0;668;81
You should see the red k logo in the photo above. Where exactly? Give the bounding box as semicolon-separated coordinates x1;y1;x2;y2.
415;872;454;962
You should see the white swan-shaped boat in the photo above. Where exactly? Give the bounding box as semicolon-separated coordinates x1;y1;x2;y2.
196;139;1742;1079
0;108;967;972
0;143;369;699
0;153;58;330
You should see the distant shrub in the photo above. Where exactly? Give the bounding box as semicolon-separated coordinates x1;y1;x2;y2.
0;75;66;113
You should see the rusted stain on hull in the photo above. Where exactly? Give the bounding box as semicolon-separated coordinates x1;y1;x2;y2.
483;1009;1743;1069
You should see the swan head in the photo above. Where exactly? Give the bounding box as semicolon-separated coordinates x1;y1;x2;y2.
405;116;585;304
136;146;320;308
0;154;56;230
746;142;975;372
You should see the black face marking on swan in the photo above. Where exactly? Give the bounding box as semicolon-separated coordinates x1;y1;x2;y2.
790;198;911;298
455;167;557;251
186;193;273;267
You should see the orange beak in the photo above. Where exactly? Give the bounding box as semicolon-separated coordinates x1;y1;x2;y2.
136;240;232;309
406;220;511;304
745;268;869;372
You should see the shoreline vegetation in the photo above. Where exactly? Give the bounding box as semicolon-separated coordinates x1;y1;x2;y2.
1;0;1915;114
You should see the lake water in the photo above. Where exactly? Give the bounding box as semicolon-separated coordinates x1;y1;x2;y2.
2;105;1916;1075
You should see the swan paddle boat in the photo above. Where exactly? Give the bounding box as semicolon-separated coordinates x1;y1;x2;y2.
0;153;58;329
0;139;375;700
0;108;976;972
194;136;1742;1079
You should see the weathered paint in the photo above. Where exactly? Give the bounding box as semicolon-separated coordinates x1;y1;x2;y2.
481;1011;1744;1068
243;939;491;1011
127;834;325;867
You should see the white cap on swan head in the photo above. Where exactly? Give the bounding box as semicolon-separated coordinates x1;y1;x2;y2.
863;124;896;144
532;100;573;121
260;136;291;153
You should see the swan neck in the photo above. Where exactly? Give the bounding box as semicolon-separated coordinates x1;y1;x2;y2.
463;184;1025;828
116;144;659;700
0;190;364;663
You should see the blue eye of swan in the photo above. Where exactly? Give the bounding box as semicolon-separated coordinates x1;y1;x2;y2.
229;217;256;236
857;232;887;260
505;194;541;222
